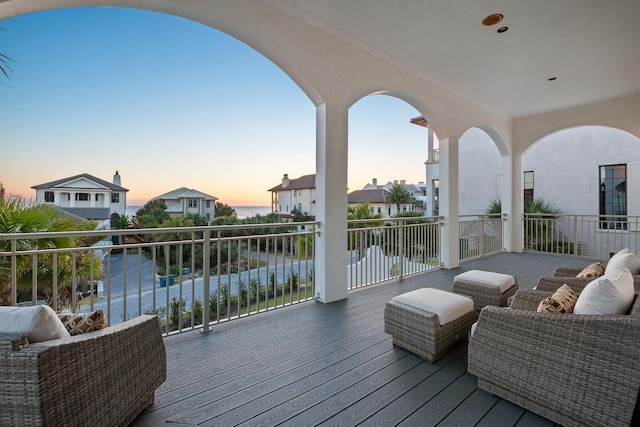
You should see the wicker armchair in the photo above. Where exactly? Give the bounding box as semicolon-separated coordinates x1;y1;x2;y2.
0;315;166;427
468;289;640;427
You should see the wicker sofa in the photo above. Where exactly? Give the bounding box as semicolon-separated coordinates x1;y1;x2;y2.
536;265;640;293
0;314;166;427
468;289;640;427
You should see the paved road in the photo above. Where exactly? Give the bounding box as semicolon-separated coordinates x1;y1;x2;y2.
83;252;314;324
104;252;155;297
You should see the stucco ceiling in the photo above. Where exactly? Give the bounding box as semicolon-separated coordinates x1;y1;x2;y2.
265;0;640;119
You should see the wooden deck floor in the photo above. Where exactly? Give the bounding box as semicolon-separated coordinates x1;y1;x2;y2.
131;252;591;427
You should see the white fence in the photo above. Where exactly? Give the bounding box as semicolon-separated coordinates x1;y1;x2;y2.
1;222;316;335
459;215;505;261
346;217;441;290
523;214;640;259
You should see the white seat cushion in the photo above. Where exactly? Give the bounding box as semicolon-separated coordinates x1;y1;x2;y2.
573;268;635;315
454;270;516;293
0;305;70;343
392;288;475;326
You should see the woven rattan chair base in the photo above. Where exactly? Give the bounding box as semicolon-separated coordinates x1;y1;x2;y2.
453;274;518;310
384;299;476;362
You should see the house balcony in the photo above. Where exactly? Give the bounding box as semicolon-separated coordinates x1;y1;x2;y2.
1;215;639;425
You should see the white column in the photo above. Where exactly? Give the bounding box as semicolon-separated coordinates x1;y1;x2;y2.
439;136;460;269
509;149;524;252
54;191;61;204
501;154;515;252
315;103;348;303
427;126;434;161
70;192;76;207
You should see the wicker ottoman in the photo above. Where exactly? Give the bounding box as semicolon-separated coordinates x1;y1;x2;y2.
453;270;518;310
384;288;476;362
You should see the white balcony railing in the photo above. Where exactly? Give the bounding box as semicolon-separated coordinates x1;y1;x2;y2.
459;214;505;261
1;218;447;336
8;213;635;336
523;214;640;259
347;217;442;289
1;222;317;335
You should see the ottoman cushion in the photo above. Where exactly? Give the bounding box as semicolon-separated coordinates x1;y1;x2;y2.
454;270;515;292
392;288;474;325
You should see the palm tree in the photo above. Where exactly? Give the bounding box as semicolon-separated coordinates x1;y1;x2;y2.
347;202;383;255
486;197;562;250
0;54;12;81
0;27;13;83
111;213;132;230
347;202;383;224
0;199;103;306
157;215;195;240
387;184;415;216
155;215;196;275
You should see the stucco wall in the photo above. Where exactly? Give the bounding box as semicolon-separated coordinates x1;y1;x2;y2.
523;126;640;215
459;128;502;215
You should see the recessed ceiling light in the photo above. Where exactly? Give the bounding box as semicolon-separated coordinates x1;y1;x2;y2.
497;27;509;33
548;77;557;81
482;14;504;26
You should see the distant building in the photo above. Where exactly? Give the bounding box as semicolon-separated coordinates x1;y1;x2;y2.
268;174;316;220
411;117;640;219
348;188;390;217
153;187;217;222
32;171;128;229
353;178;424;218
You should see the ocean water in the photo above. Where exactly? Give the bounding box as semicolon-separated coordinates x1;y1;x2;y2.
124;205;271;219
233;206;272;219
125;206;142;216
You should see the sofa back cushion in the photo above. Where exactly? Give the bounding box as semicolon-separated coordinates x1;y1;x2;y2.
537;284;578;313
605;248;640;275
0;305;70;343
574;268;635;315
576;262;605;278
57;309;108;335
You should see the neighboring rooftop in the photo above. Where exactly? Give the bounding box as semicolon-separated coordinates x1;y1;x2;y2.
60;207;111;220
154;187;218;201
269;174;316;192
348;188;389;204
32;173;129;192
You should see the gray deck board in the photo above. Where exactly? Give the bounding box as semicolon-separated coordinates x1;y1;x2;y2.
132;252;592;426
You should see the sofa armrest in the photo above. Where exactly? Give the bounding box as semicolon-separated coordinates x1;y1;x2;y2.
506;289;552;311
552;266;583;277
0;333;29;355
1;315;166;427
468;307;640;427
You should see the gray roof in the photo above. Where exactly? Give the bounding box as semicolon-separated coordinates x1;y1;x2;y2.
348;189;389;204
60;207;111;220
32;173;128;192
268;174;316;192
49;205;87;222
154;187;218;201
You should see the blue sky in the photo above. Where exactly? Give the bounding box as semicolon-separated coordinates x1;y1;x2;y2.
1;7;429;206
